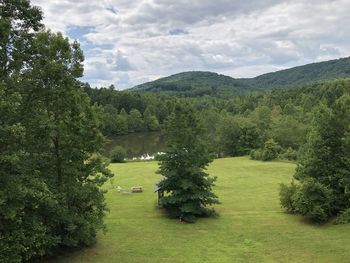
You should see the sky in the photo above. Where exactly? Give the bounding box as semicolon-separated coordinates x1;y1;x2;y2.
31;0;350;89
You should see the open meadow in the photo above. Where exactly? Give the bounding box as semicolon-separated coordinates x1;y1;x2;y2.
43;157;350;263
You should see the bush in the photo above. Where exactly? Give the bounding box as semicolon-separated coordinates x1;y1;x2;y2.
110;146;127;163
250;149;263;160
335;208;350;224
292;179;333;223
279;181;300;213
261;139;281;161
280;179;333;223
250;139;281;161
279;147;298;161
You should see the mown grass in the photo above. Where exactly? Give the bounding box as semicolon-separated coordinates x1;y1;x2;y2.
44;157;350;263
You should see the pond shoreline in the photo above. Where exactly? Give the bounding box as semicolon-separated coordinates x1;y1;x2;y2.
104;131;166;159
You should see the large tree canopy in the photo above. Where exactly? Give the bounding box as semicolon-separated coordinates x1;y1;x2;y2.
0;0;43;80
0;2;112;262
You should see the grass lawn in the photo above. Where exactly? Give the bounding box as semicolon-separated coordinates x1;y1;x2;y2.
44;157;350;263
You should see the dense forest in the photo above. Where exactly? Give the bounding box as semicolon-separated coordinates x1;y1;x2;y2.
86;79;350;162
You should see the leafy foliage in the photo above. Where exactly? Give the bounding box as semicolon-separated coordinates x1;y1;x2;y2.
278;148;298;161
280;96;350;223
218;115;261;156
335;208;350;225
0;3;112;262
279;180;300;213
110;146;127;163
250;139;281;161
157;104;219;222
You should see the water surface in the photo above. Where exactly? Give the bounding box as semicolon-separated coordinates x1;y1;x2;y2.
105;131;166;159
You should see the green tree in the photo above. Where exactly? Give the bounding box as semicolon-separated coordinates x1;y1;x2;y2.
0;85;60;263
280;98;350;223
270;116;307;149
157;103;219;222
218;115;260;156
0;0;43;80
199;108;223;156
251;105;272;140
20;30;113;246
143;106;160;131
128;108;144;132
102;105;119;135
0;14;113;260
115;114;129;135
0;2;60;262
101;105;128;135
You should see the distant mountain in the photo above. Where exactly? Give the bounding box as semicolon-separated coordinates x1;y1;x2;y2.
131;57;350;96
132;71;248;97
243;56;350;89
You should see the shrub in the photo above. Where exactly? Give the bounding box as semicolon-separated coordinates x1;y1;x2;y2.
292;178;333;223
280;178;333;223
250;139;281;161
279;181;300;213
261;139;281;161
110;146;127;163
279;147;298;161
250;149;263;160
335;208;350;224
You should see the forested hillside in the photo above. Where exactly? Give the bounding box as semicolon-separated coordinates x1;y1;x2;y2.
85;78;350;162
132;57;350;97
132;71;248;97
245;56;350;89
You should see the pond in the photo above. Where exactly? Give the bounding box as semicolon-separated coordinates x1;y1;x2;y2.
104;131;166;159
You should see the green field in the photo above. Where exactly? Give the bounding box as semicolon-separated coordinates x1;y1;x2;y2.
45;157;350;263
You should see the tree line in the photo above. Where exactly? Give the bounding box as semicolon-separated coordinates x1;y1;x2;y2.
86;79;350;163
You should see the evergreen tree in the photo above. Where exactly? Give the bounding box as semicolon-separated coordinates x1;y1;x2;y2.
280;98;350;223
157;103;219;222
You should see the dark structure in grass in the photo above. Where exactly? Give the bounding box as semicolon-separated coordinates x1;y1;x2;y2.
154;183;164;206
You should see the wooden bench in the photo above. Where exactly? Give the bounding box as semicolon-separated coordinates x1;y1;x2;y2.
131;186;143;193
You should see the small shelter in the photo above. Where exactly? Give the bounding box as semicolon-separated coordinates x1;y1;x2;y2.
154;182;164;206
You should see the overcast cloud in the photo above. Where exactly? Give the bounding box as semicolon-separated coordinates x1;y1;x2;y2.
31;0;350;89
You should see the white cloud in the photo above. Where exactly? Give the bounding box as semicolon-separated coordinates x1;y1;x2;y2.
31;0;350;89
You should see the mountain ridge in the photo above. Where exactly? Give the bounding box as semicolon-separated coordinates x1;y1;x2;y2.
131;56;350;96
